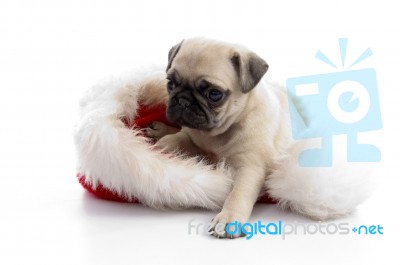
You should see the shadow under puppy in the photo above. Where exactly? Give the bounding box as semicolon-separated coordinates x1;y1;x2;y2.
147;38;291;238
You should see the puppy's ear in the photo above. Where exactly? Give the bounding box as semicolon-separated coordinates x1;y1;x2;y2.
166;40;184;72
231;51;269;93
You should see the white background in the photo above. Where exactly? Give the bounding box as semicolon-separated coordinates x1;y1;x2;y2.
1;0;399;264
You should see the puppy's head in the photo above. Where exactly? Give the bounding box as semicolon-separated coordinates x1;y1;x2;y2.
165;38;268;133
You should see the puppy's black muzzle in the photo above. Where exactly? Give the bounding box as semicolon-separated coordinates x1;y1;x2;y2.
167;90;214;130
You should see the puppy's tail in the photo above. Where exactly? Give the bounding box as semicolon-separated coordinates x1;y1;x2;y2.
74;67;232;210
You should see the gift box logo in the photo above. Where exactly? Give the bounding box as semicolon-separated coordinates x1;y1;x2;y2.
286;38;382;167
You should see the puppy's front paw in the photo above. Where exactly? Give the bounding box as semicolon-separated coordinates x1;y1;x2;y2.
145;121;170;139
208;211;248;239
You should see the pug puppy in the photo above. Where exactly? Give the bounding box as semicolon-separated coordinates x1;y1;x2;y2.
147;38;291;238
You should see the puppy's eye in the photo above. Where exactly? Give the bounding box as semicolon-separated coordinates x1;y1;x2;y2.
207;89;223;103
167;79;175;91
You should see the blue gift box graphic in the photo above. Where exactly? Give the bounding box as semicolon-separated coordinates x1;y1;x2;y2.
286;38;382;167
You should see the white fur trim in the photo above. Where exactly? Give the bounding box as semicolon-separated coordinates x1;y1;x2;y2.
266;140;374;220
74;67;233;210
74;66;373;219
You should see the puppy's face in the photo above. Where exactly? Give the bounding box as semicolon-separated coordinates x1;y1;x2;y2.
165;38;268;132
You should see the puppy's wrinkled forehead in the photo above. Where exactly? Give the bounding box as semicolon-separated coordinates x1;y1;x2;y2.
169;39;238;88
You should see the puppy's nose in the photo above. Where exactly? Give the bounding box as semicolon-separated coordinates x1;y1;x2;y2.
178;97;191;107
